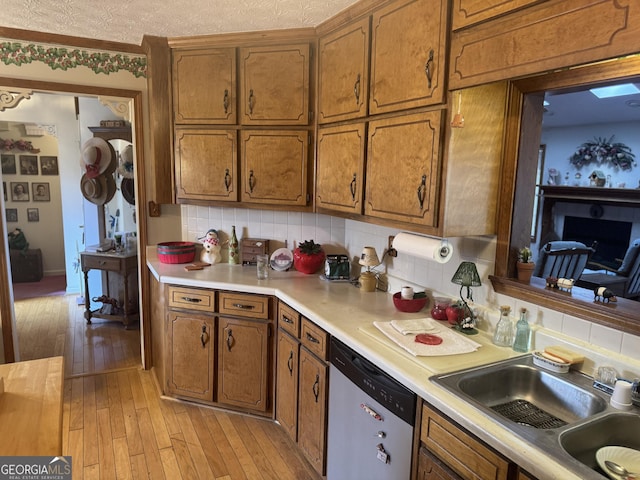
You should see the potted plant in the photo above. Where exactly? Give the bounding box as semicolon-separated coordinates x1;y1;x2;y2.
293;240;326;274
516;246;535;283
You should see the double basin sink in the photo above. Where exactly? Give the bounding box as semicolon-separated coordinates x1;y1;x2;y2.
431;355;640;479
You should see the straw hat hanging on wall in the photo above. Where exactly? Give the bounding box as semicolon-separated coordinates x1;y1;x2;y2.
80;173;116;205
80;138;114;179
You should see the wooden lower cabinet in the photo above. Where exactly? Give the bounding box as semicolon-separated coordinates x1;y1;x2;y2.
275;330;299;440
217;316;271;412
417;446;461;480
297;346;328;475
275;301;329;476
166;311;215;401
420;404;512;480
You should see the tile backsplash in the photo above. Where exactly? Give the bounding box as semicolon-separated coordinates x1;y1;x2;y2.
181;206;640;361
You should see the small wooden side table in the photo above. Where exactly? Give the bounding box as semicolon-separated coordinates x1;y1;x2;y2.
81;250;139;328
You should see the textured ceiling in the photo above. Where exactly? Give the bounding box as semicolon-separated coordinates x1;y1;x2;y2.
0;0;358;45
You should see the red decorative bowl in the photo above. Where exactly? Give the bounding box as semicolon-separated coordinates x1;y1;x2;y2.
393;292;428;313
157;242;196;264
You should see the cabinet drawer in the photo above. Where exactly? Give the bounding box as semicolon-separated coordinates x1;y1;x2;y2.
82;255;121;272
278;301;301;337
421;405;510;480
218;291;270;319
167;286;215;313
300;318;328;361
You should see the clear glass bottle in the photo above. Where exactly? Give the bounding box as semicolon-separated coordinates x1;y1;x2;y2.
512;307;531;352
493;305;514;347
228;225;239;264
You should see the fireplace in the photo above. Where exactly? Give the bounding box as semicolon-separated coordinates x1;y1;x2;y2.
562;216;632;269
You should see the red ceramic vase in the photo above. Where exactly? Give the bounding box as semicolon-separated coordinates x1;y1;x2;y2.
293;248;326;274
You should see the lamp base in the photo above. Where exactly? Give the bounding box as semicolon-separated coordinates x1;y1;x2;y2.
359;272;377;292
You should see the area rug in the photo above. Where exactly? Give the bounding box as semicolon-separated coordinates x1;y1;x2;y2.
12;275;67;301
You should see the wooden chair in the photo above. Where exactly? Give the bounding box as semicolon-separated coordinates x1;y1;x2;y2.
578;239;640;299
533;241;596;280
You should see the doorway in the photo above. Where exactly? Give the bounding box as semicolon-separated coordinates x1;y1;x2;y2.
0;80;146;369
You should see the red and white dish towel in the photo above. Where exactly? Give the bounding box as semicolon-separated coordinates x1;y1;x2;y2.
374;318;481;357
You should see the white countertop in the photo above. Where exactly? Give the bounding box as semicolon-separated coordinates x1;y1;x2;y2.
147;254;603;480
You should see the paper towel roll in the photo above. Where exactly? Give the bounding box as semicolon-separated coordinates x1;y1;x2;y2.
392;233;453;264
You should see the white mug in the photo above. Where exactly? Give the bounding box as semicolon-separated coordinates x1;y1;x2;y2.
401;286;414;300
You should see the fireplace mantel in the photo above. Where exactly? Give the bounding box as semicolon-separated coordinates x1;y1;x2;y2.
540;185;640;206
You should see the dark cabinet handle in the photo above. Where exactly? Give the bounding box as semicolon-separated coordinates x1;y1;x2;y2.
181;296;202;303
248;88;255;114
417;174;427;209
424;49;434;89
224;168;231;192
248;170;256;193
232;303;255;310
306;333;319;344
287;351;294;375
353;74;361;104
312;374;320;403
226;329;234;352
200;324;208;348
282;315;294;324
223;89;230;114
350;174;357;201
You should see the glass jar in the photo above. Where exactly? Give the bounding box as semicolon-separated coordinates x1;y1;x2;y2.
513;308;531;352
493;305;514;347
430;297;451;320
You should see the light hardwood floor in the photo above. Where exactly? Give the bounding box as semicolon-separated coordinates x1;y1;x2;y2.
15;293;319;480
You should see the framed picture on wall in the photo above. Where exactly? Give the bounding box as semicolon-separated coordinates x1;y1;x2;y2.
19;155;38;175
40;156;59;175
10;182;29;201
1;154;16;174
6;208;17;222
32;182;50;202
27;208;39;222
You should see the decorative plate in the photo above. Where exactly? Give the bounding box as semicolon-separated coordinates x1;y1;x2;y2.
596;446;640;480
270;248;293;271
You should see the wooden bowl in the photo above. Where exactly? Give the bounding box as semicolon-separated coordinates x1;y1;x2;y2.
393;292;428;313
157;242;196;264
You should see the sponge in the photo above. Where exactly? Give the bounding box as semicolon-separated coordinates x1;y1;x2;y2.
543;346;584;364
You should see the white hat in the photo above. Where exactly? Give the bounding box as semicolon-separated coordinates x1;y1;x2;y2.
81;138;113;179
118;144;134;179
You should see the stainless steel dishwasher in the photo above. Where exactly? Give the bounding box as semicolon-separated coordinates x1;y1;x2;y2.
327;337;416;480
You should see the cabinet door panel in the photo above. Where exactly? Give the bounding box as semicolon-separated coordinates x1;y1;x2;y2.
298;348;328;475
173;48;236;124
217;317;270;412
365;111;443;226
167;312;215;401
175;128;237;202
239;44;310;125
275;330;300;441
370;0;448;114
316;123;366;214
451;0;544;30
241;130;309;206
318;17;370;123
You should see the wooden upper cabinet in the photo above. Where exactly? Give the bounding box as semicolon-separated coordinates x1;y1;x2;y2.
316;123;366;215
369;0;448;115
449;0;640;90
451;0;545;30
239;44;310;125
240;130;309;206
174;128;237;202
365;110;443;227
172;48;236;124
318;17;370;124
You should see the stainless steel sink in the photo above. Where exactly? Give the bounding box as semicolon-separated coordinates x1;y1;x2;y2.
560;413;640;470
430;355;639;479
449;358;607;427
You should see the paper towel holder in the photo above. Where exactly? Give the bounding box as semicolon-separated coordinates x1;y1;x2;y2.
388;236;398;257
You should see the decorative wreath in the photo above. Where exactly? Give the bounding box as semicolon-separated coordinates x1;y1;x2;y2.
569;135;635;170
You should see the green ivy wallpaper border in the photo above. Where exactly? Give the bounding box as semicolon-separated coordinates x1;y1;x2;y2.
0;42;147;78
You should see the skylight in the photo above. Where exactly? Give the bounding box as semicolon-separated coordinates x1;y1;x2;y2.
589;84;640;98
